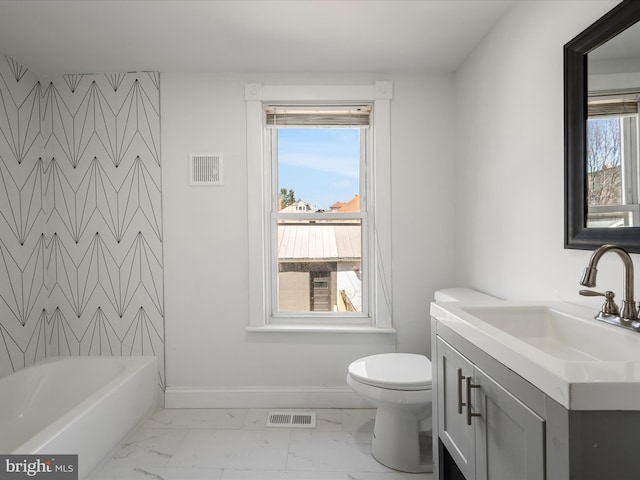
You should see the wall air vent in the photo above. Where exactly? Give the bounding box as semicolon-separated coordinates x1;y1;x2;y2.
265;412;316;428
190;153;223;186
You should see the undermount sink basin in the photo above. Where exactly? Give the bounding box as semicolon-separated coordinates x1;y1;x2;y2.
459;304;628;362
430;300;640;410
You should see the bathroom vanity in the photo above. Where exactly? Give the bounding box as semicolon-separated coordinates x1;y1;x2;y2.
430;301;640;480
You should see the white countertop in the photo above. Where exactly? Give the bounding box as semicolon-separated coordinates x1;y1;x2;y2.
431;300;640;411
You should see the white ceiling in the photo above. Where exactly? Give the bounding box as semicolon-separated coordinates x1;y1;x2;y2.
0;0;513;75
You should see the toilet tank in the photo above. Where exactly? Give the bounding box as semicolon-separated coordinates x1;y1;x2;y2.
433;287;499;302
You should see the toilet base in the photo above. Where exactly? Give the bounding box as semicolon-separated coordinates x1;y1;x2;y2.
370;407;433;473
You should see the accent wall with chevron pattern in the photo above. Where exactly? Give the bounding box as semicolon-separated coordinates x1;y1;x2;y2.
0;55;164;383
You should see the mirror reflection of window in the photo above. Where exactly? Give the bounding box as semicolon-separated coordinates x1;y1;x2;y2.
587;21;640;227
586;96;638;227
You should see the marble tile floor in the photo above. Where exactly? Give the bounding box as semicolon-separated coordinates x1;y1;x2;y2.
88;408;433;480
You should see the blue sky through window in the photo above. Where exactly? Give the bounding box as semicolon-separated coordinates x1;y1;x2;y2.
277;128;360;211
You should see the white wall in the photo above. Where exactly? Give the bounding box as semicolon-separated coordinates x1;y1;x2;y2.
163;1;636;404
454;1;639;306
161;73;455;404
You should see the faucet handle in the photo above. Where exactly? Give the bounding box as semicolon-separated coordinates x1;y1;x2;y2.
579;289;620;315
579;289;611;297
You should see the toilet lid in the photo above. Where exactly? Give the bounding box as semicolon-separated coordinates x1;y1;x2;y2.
348;353;432;391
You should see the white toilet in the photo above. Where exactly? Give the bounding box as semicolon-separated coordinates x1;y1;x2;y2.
347;288;498;473
347;353;433;472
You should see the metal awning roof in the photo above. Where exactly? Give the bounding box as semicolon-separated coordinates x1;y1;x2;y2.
277;224;361;260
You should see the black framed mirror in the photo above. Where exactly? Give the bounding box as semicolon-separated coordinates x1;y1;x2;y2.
565;0;640;253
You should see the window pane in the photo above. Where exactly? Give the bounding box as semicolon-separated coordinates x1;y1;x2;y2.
586;117;622;208
277;128;360;212
277;219;362;313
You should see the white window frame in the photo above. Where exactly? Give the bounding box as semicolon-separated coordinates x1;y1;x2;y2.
245;82;394;333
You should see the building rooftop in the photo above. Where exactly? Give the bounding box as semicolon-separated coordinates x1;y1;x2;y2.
329;195;360;213
278;224;361;261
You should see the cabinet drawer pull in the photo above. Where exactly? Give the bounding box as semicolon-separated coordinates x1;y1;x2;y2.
457;368;466;414
466;376;481;426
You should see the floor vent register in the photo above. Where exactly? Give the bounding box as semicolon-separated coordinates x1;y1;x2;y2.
266;412;316;428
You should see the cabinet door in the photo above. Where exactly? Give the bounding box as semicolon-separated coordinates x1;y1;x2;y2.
436;337;476;480
473;366;545;480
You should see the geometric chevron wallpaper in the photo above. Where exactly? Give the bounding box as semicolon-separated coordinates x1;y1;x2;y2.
0;54;164;383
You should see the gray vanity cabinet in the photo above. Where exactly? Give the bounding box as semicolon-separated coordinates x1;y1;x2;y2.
436;337;545;480
473;366;545;480
432;310;640;480
437;337;476;479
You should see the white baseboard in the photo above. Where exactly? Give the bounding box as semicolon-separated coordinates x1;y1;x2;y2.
164;386;370;409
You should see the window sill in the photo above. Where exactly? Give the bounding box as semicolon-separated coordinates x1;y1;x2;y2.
246;324;396;334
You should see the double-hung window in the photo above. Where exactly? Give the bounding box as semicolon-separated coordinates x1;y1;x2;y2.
246;83;393;332
266;105;369;320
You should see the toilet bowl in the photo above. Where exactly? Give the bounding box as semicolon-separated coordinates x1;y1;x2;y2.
347;353;432;473
347;289;499;473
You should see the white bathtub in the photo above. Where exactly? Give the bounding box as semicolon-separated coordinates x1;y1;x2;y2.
0;355;158;479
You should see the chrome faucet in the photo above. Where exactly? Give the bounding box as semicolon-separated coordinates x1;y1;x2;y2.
579;244;639;329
